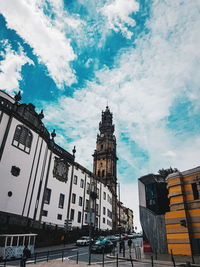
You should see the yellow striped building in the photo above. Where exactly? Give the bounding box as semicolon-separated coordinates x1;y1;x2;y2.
165;166;200;255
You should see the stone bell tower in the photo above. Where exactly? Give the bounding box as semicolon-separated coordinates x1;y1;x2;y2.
93;106;118;229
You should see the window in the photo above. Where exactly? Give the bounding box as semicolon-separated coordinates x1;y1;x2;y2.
44;188;51;204
87;183;90;194
192;183;199;200
77;211;81;223
86;199;89;210
79;196;83;206
12;125;33;153
103;217;105;224
74;175;78;185
107;209;112;219
85;213;88;223
103;207;106;215
101;144;103;150
97;188;99;199
97;170;100;177
96;204;99;213
42;210;48;217
102;170;105;177
103;192;106;200
108;194;112;204
72;193;76;204
57;214;62;220
80;179;84;188
70;209;75;220
58;194;65;209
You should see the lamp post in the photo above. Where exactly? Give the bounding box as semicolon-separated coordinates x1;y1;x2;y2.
88;179;97;265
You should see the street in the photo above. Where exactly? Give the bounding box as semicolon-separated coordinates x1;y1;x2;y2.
0;238;178;267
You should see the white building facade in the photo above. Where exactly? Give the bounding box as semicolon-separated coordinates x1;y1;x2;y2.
0;90;112;230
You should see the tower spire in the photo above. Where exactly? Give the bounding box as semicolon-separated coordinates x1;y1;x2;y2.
93;106;118;230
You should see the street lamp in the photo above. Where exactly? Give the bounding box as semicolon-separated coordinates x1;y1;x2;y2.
88;179;97;265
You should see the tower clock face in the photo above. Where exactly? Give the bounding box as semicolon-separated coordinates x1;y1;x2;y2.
100;134;104;137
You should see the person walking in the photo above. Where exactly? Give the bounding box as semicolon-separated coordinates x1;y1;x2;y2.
128;238;132;254
20;245;31;267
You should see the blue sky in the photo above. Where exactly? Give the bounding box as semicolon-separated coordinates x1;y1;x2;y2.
1;0;200;228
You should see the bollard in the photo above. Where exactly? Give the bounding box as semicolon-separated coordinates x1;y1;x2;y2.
130;255;134;267
191;253;195;264
116;253;118;267
47;251;49;262
123;246;125;258
155;249;157;260
62;249;64;262
88;245;91;265
170;250;176;267
151;255;154;267
102;248;105;267
34;253;37;264
186;261;191;267
76;250;79;264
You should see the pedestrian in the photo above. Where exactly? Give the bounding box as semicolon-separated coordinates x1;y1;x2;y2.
119;239;125;253
20;245;31;267
128;238;132;253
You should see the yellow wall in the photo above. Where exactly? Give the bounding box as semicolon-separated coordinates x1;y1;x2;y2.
165;170;200;255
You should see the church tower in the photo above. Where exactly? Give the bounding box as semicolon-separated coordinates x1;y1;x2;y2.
93;106;118;229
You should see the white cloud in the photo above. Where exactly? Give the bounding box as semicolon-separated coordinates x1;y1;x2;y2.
0;43;34;94
0;0;77;88
41;0;200;229
100;0;139;38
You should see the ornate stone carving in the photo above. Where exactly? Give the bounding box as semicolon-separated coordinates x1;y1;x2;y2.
53;157;69;183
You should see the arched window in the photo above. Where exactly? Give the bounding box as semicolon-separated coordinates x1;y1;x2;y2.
97;170;100;177
102;170;105;177
12;125;33;153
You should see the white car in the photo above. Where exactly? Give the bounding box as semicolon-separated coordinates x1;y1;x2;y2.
76;236;93;246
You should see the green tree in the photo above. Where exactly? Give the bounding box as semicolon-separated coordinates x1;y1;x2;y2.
158;167;179;178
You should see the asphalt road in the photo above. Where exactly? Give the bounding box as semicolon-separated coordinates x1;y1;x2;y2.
0;238;143;266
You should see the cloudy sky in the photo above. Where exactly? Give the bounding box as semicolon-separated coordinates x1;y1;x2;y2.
1;0;200;229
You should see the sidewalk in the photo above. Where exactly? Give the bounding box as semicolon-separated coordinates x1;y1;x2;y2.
5;259;102;267
107;246;200;266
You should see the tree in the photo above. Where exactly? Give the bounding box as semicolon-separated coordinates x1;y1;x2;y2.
158;167;179;178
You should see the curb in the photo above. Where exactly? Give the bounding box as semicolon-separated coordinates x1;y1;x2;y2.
106;255;194;266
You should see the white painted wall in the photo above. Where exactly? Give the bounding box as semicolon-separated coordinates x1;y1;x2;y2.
0;117;41;217
41;152;73;226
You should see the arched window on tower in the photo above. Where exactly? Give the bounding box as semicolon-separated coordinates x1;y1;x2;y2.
102;170;105;177
12;125;33;154
97;170;100;177
101;144;103;150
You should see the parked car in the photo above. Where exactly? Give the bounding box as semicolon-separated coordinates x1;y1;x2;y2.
127;233;136;239
95;236;105;241
127;233;143;239
91;239;114;253
114;234;120;241
76;236;93;246
103;235;118;245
